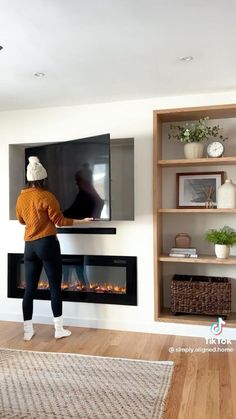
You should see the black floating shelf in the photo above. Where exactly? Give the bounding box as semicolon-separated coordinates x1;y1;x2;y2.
57;227;116;235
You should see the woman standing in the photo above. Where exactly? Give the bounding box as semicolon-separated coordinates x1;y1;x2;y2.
16;156;93;341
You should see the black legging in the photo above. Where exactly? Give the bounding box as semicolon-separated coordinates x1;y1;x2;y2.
23;235;62;321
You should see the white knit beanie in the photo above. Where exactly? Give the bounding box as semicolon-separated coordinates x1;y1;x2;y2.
26;156;47;181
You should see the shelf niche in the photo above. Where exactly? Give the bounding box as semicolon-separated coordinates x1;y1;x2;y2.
153;103;236;324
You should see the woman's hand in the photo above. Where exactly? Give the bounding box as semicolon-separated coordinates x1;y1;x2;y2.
73;218;94;225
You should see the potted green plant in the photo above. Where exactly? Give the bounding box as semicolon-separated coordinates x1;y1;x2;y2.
204;225;236;259
168;116;227;159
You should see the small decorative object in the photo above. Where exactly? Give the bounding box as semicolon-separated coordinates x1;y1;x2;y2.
207;140;225;158
217;179;236;209
204;185;215;208
171;274;231;316
169;246;198;258
168;116;228;159
176;171;224;208
184;142;204;159
175;233;191;248
204;225;236;259
205;199;214;209
214;244;230;259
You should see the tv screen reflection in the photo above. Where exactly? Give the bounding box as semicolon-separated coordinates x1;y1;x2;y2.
25;134;111;220
63;162;105;219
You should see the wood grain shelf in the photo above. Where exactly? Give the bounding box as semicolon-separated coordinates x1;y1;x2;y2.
157;308;236;327
158;156;236;167
159;254;236;264
159;208;236;213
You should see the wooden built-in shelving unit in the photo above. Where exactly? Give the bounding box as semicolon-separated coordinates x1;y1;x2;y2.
153;104;236;327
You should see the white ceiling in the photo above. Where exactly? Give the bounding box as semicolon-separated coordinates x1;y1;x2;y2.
0;0;236;111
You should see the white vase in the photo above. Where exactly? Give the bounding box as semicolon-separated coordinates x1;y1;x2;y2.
184;142;204;159
217;179;236;208
215;244;230;259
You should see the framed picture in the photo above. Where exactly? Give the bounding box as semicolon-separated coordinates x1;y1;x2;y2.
176;171;224;208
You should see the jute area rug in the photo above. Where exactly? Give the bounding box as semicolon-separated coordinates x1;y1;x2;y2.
0;348;174;419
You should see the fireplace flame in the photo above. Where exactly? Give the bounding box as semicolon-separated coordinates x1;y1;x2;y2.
18;279;126;294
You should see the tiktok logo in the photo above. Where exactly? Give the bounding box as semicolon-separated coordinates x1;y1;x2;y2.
206;317;231;345
210;317;226;336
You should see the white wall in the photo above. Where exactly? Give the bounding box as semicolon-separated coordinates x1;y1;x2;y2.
1;90;236;340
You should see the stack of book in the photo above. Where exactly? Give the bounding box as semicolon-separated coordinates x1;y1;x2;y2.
169;247;198;258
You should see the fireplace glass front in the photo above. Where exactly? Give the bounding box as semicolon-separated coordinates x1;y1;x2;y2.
8;254;137;305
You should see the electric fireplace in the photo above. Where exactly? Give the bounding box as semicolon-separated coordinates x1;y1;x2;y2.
8;254;137;305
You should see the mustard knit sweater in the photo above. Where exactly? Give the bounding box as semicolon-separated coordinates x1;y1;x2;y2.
16;188;73;241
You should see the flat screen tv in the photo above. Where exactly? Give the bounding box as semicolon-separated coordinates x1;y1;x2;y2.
25;134;111;221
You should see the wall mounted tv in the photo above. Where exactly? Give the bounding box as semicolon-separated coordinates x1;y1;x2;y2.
25;134;111;221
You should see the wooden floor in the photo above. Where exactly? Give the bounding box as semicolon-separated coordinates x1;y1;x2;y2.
0;321;235;419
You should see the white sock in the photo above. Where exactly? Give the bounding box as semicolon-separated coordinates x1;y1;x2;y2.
24;320;35;341
54;315;71;339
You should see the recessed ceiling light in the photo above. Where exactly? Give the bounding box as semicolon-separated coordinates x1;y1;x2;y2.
179;56;194;62
34;72;46;78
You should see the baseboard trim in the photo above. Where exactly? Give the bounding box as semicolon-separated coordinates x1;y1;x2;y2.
1;313;236;339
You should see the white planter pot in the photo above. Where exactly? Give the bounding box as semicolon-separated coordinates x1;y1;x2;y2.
184;142;204;159
214;244;230;259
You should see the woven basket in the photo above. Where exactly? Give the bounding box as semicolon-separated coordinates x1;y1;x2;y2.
171;274;231;316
